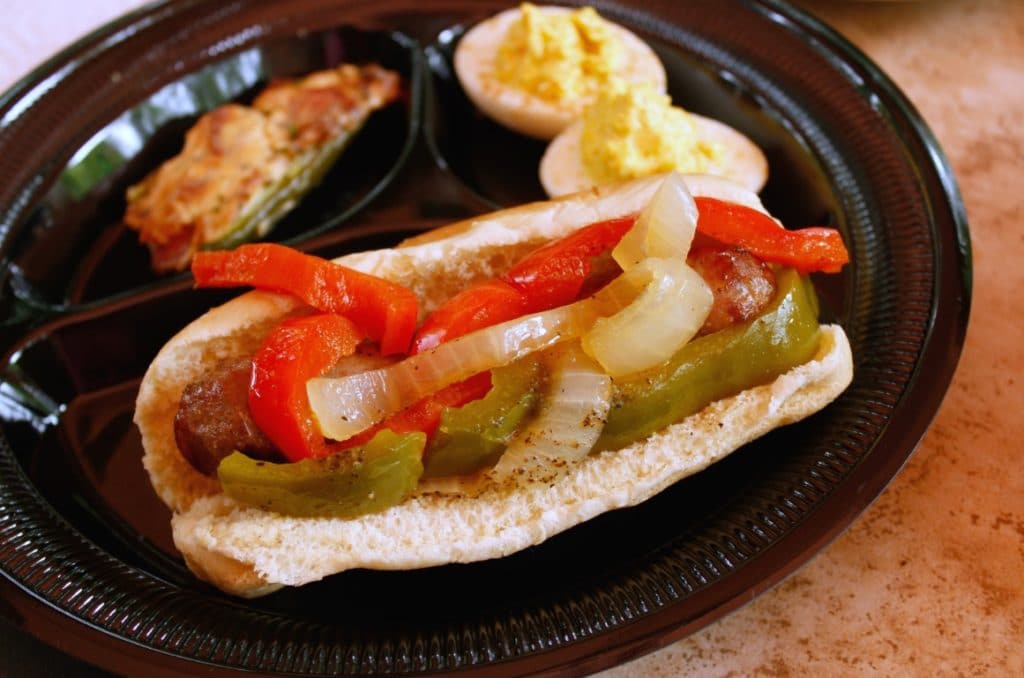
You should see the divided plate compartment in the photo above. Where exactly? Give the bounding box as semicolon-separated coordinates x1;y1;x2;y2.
0;0;970;675
2;25;423;315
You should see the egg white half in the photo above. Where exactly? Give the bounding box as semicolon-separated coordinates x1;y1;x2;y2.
539;116;769;197
454;6;667;140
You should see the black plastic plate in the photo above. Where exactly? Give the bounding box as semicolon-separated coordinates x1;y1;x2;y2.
0;1;970;675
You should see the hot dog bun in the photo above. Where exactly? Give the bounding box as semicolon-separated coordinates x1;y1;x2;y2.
135;174;853;597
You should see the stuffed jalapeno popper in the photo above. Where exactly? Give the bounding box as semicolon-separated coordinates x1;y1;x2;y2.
124;63;401;273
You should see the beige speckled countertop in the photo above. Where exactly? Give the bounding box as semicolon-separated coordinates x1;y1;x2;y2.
1;0;1021;675
607;1;1024;674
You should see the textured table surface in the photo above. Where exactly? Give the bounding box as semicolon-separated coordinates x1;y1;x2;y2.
2;1;1021;675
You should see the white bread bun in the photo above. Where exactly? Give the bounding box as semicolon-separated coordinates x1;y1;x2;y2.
454;6;666;140
134;173;853;597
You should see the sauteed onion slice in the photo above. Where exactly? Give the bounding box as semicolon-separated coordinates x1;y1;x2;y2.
612;172;698;269
491;343;612;481
582;257;712;378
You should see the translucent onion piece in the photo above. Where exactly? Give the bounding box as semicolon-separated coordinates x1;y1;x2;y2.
308;302;606;442
582;257;713;377
612;172;698;270
491;343;612;481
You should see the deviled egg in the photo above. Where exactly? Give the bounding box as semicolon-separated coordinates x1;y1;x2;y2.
454;3;666;140
539;82;768;197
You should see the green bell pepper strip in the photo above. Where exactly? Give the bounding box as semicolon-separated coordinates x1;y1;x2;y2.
422;357;544;478
594;268;822;452
217;429;425;518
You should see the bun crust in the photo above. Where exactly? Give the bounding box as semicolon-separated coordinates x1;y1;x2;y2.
134;173;853;596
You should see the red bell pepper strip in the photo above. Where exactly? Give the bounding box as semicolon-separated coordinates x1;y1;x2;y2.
503;216;635;311
412;280;529;354
249;313;362;462
694;197;850;274
192;243;418;355
409;216;635;352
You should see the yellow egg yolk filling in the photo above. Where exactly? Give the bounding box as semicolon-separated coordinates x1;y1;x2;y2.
580;83;723;185
494;3;623;104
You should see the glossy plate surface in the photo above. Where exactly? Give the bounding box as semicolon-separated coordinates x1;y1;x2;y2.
0;0;970;675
